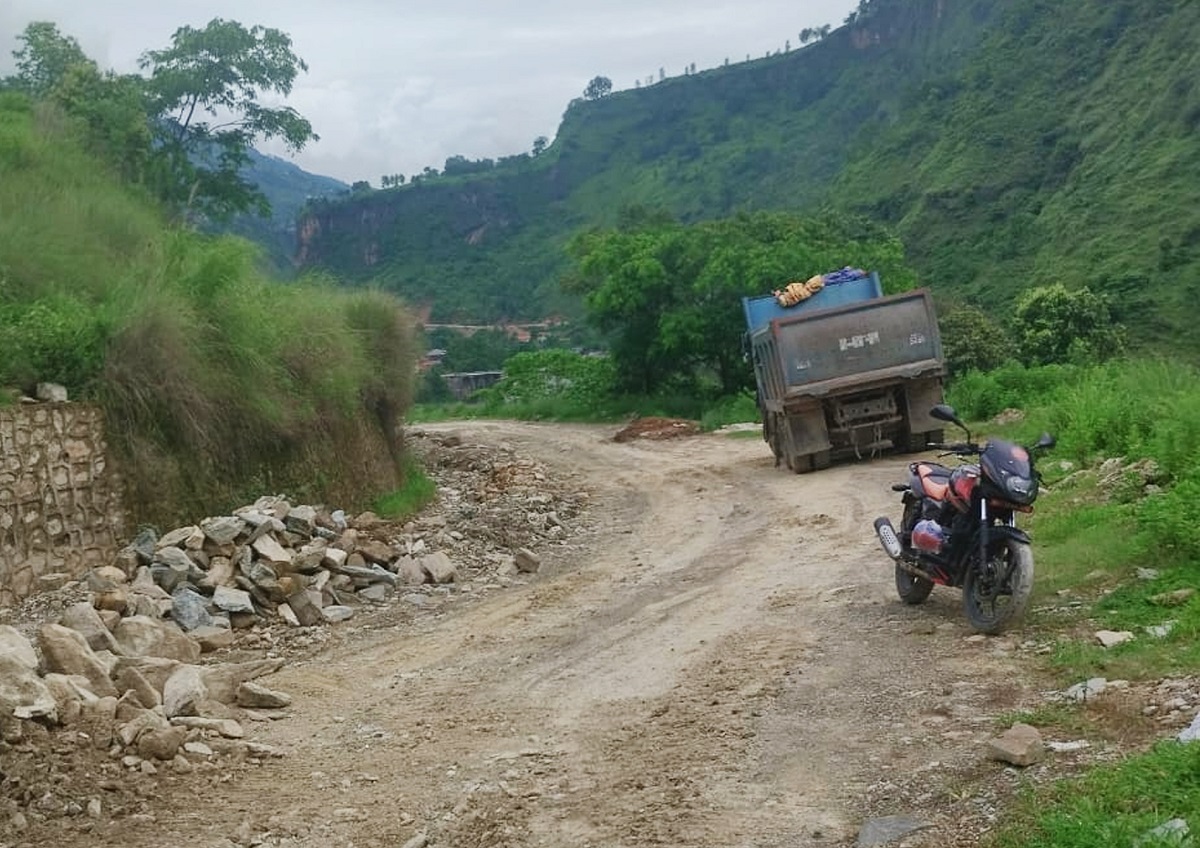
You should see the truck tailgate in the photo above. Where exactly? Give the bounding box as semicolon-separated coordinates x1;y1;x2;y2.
762;290;942;391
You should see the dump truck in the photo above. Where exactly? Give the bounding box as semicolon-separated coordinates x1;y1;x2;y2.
743;272;945;472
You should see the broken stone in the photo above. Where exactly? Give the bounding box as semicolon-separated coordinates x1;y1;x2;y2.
163;666;208;717
422;551;457;584
138;726;187;761
284;590;324;627
514;548;541;573
212;586;255;614
117;709;170;747
112;656;181;693
169;716;245;738
856;815;932;847
0;654;57;723
1151;588;1196;607
1178;714;1200;743
190;625;235;653
292;541;327;574
113;616;201;662
285;505;317;535
171;587;215;631
988;722;1044;767
322;605;354;623
1134;818;1191;848
251;534;293;566
158;526;199;549
114;665;161;709
1064;677;1108;702
1095;630;1135;648
359;583;392;603
357;541;396;567
395;556;430;585
321;547;349;569
199;659;285;704
38;624;118;698
327;562;397;586
36;381;68;402
183;740;213;757
236;681;292;709
201;516;245;546
0;625;39;670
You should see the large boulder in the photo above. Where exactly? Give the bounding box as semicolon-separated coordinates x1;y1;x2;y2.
200;659;285;705
112;616;201;663
37;624;118;698
60;602;121;653
0;654;57;723
0;625;38;670
162;666;208;718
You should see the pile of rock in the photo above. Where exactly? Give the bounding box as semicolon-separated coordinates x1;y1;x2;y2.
88;494;464;635
0;494;473;758
0;615;286;770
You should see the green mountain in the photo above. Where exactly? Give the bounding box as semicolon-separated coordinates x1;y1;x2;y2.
293;0;1200;349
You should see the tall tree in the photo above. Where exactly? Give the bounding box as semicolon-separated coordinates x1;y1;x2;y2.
531;135;548;156
9;22;93;95
139;18;317;221
583;75;613;100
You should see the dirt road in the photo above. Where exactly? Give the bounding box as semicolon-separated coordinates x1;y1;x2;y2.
58;422;1046;848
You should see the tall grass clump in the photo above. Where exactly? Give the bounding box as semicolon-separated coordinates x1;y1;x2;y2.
1;94;422;525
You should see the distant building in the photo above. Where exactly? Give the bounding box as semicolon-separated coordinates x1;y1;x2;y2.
419;348;447;371
442;371;503;400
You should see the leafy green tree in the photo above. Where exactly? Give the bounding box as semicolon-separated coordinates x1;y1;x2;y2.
9;22;93;95
532;136;548;156
1011;283;1126;365
52;64;153;183
138;18;317;221
583;76;613;100
568;211;917;394
938;305;1013;377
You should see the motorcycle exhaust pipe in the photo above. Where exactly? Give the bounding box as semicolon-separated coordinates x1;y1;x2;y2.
874;517;903;560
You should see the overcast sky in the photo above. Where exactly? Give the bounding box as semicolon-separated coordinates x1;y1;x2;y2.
2;1;859;185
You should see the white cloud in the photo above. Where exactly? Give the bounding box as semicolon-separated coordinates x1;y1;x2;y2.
2;0;858;183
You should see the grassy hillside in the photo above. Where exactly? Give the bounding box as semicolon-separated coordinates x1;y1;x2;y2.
297;0;1200;352
0;93;417;525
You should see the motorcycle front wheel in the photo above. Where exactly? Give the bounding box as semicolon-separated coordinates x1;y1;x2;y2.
962;538;1034;634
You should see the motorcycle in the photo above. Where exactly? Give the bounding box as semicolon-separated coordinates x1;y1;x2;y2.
873;404;1055;634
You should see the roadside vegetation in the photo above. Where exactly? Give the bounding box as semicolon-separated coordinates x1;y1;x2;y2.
0;22;419;526
940;359;1200;847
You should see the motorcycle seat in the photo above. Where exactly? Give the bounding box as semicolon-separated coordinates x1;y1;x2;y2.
915;463;950;501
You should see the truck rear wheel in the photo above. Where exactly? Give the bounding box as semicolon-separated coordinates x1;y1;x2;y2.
904;429;942;453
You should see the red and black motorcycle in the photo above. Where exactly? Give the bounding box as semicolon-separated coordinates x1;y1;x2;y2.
873;404;1055;633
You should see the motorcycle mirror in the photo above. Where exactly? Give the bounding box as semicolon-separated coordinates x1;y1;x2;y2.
929;404;959;424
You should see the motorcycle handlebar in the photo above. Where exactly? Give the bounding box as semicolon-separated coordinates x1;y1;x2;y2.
929;442;980;456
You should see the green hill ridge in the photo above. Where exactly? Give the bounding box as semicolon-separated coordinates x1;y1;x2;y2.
295;0;1200;353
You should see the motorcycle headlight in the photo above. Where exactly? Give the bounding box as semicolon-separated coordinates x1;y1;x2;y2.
1005;474;1036;502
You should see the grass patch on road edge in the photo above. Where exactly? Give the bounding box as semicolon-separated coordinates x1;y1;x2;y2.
987;742;1200;848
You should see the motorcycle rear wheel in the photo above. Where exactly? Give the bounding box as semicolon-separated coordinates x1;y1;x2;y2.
962;538;1034;634
894;502;933;604
895;564;934;604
